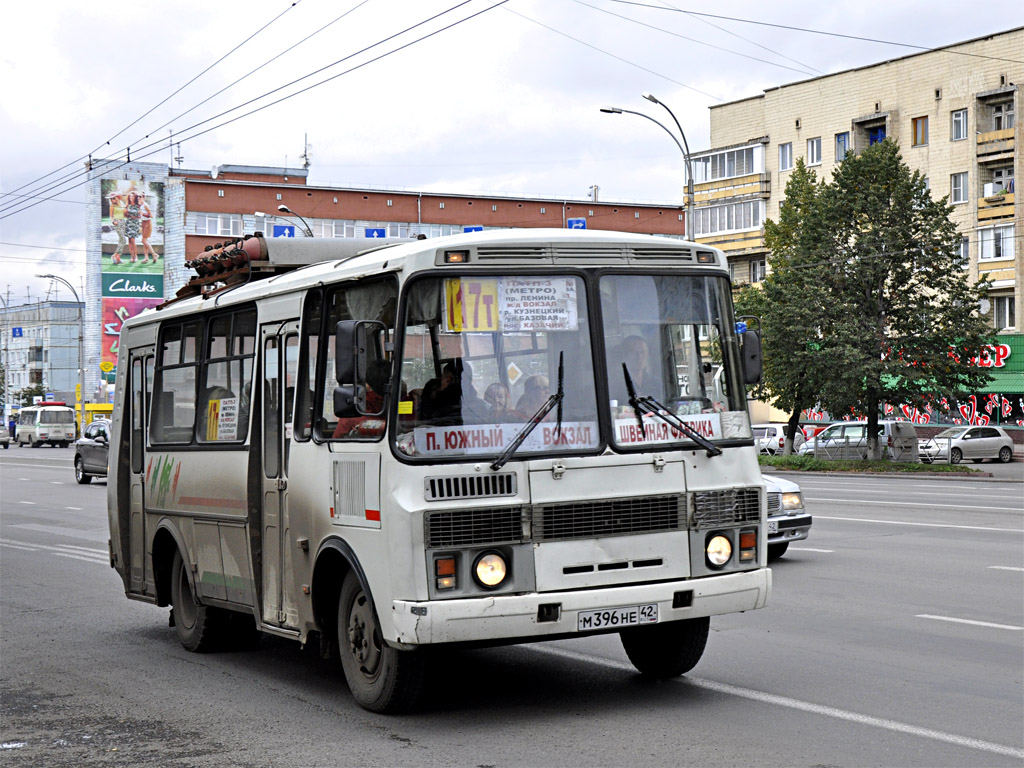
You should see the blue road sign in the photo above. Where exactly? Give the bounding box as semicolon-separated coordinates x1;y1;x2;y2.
463;226;483;233
365;228;387;238
12;327;23;338
272;224;296;238
567;218;587;229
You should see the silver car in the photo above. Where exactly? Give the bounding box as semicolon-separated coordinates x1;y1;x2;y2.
0;424;10;449
919;425;1015;464
762;473;812;561
74;419;111;483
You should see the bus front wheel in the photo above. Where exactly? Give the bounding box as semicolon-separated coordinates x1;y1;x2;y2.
337;571;425;713
170;550;223;652
620;616;710;678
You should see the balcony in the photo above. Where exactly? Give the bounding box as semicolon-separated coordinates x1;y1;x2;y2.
978;191;1015;223
694;173;770;204
977;128;1014;163
695;230;765;254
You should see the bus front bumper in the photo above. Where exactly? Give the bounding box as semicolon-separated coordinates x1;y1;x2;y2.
389;567;770;646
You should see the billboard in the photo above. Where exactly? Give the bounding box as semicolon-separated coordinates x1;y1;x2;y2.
99;179;166;382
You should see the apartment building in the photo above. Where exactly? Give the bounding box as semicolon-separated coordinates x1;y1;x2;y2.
692;26;1022;333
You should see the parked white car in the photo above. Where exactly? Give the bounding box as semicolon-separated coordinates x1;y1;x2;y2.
762;473;811;561
919;426;1015;464
798;419;919;461
752;423;804;455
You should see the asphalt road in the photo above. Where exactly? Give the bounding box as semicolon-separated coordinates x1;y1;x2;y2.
2;447;1022;767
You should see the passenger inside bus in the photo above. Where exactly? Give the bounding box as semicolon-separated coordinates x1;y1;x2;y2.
332;359;390;438
419;360;489;426
483;383;516;423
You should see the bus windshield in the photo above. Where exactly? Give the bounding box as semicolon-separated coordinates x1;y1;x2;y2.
600;273;749;448
395;274;600;458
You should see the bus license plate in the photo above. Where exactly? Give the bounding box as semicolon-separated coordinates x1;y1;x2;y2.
577;603;658;631
768;520;779;533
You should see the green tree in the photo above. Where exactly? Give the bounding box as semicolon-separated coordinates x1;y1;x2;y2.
735;159;832;453
815;139;993;458
14;384;45;407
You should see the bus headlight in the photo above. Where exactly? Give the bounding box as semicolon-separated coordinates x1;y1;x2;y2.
706;534;732;568
473;551;508;589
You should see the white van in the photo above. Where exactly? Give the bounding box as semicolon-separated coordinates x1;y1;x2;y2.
16;404;77;447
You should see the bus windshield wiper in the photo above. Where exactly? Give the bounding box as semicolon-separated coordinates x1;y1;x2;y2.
623;364;722;457
491;353;564;471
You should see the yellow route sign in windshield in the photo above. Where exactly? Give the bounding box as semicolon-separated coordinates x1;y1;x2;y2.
444;278;499;332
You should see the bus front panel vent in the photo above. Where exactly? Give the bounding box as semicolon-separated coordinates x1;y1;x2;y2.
425;506;526;547
424;473;518;501
691;488;761;530
533;494;684;542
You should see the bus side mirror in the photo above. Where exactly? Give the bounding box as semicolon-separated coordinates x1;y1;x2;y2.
741;329;762;385
334;320;384;418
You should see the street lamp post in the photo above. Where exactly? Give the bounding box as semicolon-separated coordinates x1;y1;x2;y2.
277;204;314;237
0;293;9;422
601;93;696;239
37;274;85;432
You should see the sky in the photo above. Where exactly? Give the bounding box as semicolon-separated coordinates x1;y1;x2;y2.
0;0;1019;305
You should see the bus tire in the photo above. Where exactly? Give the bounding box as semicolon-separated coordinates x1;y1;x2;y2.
75;457;91;484
620;616;710;678
170;550;222;652
337;571;424;713
767;542;789;561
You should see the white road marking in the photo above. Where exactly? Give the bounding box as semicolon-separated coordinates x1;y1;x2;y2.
65;507;83;511
530;645;1024;760
1;538;107;560
791;547;834;553
17;501;35;505
917;614;1023;631
814;515;1022;533
50;481;63;484
13;524;108;542
988;566;1024;572
53;552;108;564
807;496;1023;512
0;543;39;552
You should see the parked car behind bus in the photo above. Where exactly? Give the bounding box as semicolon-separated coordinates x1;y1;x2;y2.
798;419;918;461
919;426;1014;464
752;423;804;455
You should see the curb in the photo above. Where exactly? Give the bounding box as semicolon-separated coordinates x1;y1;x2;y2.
763;468;1023;483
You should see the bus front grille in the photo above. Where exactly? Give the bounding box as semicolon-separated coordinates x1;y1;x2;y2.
691;488;761;529
425;506;526;547
533;495;684;542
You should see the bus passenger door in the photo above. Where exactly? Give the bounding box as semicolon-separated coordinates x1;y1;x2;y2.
129;350;154;594
260;325;300;628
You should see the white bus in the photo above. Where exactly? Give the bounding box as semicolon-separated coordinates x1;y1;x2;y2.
107;229;770;712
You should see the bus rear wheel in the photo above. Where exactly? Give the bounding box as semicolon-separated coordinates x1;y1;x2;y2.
620;616;710;678
337;571;424;713
170;550;223;652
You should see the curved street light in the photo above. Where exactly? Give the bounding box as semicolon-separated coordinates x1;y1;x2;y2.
36;273;85;431
601;94;695;239
277;204;314;237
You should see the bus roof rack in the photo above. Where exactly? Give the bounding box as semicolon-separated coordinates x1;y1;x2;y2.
163;233;412;308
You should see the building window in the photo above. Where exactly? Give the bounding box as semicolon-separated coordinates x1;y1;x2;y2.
979;224;1014;261
835;132;850;161
951;172;968;204
491;205;497;212
911;116;928;146
693;200;763;237
951;109;967;141
779;143;793;171
196;213;242;237
217;190;225;198
807;137;822;165
692;145;761;183
386;199;393;207
959;236;969;270
439;202;445;209
993;102;1014;130
868;126;886;145
276;193;282;201
635;212;640;219
994;296;1016;329
989;166;1015;195
540;207;545;214
750;259;766;283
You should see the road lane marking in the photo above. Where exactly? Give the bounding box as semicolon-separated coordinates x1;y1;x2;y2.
17;501;36;505
1;538;107;561
988;566;1024;572
791;547;834;553
813;515;1022;533
917;614;1022;631
65;507;82;511
50;481;63;485
529;645;1024;760
807;497;1023;512
13;524;108;542
53;552;109;564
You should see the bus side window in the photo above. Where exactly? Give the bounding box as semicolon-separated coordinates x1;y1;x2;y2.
295;290;323;442
198;308;255;443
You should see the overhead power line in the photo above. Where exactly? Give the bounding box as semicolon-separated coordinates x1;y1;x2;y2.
1;0;507;222
0;0;306;207
606;1;1024;64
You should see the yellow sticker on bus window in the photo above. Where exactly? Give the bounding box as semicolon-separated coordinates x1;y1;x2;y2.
398;400;413;415
444;278;499;333
206;400;221;441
